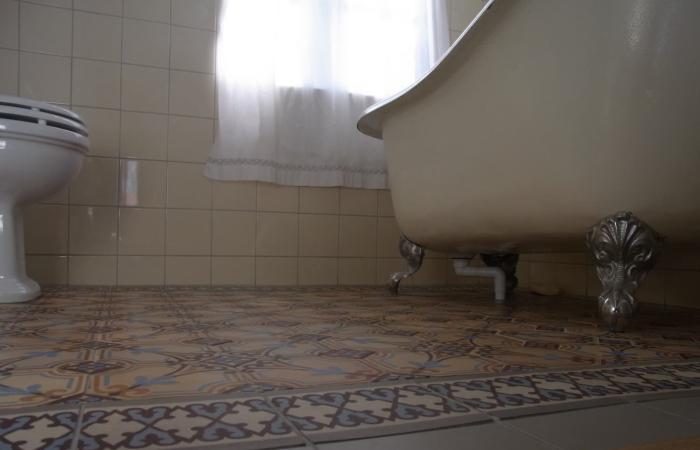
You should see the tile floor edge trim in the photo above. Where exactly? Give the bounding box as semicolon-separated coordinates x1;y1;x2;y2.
3;362;698;450
303;414;494;445
2;358;692;416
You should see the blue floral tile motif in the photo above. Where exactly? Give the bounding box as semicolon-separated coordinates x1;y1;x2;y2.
0;410;78;450
268;384;477;434
424;362;700;412
77;398;301;449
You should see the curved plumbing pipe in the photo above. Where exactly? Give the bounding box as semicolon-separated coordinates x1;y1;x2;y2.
452;258;506;303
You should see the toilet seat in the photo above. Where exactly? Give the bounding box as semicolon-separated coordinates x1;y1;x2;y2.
0;95;89;153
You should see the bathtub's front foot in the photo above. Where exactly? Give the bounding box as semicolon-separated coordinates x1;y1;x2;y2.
481;253;520;293
586;211;663;332
389;234;425;295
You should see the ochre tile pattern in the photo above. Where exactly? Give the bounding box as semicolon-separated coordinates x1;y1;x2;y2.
1;288;699;410
1;288;700;449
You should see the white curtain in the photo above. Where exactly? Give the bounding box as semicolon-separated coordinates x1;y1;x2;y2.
206;0;449;189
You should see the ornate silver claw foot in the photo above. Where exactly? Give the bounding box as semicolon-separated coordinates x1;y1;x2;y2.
480;253;520;293
389;234;425;295
586;211;663;332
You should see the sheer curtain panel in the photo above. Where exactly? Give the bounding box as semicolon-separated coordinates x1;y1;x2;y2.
206;0;449;188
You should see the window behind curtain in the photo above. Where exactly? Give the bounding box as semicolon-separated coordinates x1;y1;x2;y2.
218;0;439;98
207;0;449;188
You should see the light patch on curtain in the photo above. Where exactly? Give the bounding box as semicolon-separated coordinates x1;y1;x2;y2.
218;0;428;98
208;0;449;188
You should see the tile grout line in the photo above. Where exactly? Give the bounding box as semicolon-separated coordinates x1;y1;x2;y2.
419;382;567;450
67;0;74;285
490;416;566;450
629;399;700;425
163;0;174;288
69;403;86;450
113;0;125;288
17;0;216;32
263;394;319;450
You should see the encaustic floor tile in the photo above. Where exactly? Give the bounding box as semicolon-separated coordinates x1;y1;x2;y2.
267;383;488;443
76;396;304;450
0;287;699;413
0;406;80;450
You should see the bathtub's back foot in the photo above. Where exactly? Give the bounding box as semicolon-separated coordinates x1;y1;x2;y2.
388;234;425;295
481;253;520;293
586;211;663;332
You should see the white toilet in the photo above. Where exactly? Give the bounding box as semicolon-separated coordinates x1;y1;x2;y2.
0;96;89;303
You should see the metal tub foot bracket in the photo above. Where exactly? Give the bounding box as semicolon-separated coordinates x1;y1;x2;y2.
586;211;663;332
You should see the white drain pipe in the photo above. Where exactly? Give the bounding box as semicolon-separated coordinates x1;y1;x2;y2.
452;258;506;303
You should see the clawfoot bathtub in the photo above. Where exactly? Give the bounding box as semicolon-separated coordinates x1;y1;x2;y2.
358;0;700;331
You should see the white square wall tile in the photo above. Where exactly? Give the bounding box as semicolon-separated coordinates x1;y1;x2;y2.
299;187;339;214
339;216;377;257
0;49;18;96
19;53;71;103
27;256;68;285
119;159;167;208
169;70;215;117
120;111;168;160
118;208;166;255
378;190;394;217
165;209;211;255
299;258;338;286
171;26;216;73
74;0;122;16
20;2;72;56
255;257;297;286
72;58;121;108
122;65;169;114
124;0;171;23
71;107;120;157
73;11;122;62
339;258;376;285
123;19;170;68
69;256;117;286
172;0;217;30
340;188;378;216
256;212;298;257
166;256;211;285
212;257;255;286
212;211;256;256
377;217;400;258
69;206;118;255
212;181;257;211
166;162;211;209
69;157;119;206
167;116;214;163
0;0;19;49
299;214;338;257
257;183;298;213
118;256;165;285
24;204;69;254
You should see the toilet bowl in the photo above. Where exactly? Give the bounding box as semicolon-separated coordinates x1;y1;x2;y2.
0;96;89;303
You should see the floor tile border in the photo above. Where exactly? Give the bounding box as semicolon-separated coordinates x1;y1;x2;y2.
1;361;699;449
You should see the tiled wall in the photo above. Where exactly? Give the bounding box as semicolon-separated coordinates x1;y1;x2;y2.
0;0;461;287
1;0;697;306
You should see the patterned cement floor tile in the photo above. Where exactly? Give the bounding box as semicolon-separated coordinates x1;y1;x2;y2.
0;288;699;412
267;383;488;442
422;361;700;417
0;369;90;409
77;397;304;450
0;407;79;450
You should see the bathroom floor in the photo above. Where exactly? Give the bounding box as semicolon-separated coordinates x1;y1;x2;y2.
0;288;699;449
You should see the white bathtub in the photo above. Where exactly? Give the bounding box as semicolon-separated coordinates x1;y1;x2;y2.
358;0;700;331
